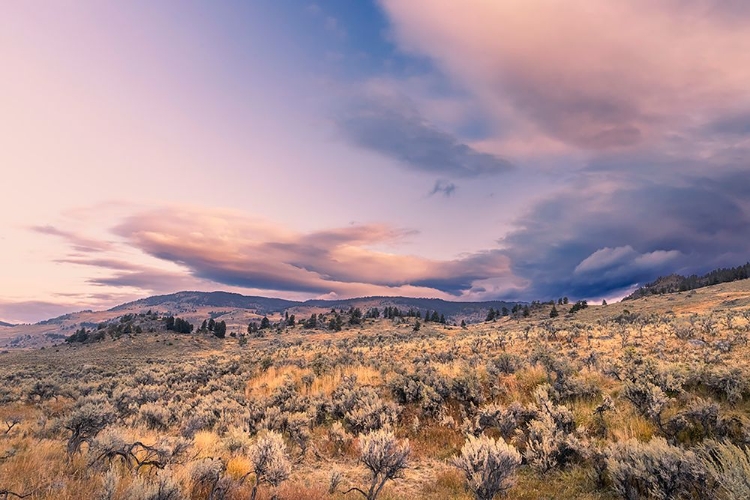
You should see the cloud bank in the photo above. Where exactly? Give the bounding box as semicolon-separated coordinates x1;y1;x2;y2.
380;0;750;152
110;206;525;300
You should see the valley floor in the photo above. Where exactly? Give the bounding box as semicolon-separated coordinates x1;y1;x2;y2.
2;280;750;499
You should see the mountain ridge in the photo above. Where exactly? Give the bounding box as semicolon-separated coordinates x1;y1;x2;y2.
110;290;520;318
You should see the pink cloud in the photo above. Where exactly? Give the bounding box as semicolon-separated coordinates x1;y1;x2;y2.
380;0;750;151
112;206;523;299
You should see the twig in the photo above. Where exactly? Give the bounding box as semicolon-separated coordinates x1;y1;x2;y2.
0;488;33;499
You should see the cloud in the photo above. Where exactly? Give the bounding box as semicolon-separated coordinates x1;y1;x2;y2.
379;0;750;151
54;255;212;295
429;180;456;197
111;206;523;299
708;112;750;137
0;300;92;325
335;87;513;177
31;225;113;253
573;246;682;286
498;170;750;299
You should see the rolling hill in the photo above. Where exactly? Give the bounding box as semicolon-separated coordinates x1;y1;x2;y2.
0;291;520;349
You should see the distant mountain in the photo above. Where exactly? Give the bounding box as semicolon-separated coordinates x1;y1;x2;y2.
111;291;299;314
110;291;520;324
302;296;519;323
0;320;15;327
624;262;750;300
0;291;523;349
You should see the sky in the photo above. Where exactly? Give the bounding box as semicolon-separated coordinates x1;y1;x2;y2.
2;1;750;323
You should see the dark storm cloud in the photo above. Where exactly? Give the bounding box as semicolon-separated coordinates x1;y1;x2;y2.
499;170;750;299
336;93;513;177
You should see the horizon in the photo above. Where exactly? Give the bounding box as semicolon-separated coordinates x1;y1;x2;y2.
4;289;532;326
3;1;750;323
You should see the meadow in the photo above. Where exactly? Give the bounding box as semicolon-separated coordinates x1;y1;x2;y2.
2;280;750;499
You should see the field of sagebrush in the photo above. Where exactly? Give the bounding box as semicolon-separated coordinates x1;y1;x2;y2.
2;282;750;500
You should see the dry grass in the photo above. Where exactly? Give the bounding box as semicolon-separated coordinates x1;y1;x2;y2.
1;280;750;498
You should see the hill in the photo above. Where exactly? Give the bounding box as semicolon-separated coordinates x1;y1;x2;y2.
2;274;750;499
112;291;518;320
0;291;519;349
0;320;15;327
624;261;750;300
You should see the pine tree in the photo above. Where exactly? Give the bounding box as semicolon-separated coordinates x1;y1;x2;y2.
486;308;496;322
260;316;271;329
214;320;226;338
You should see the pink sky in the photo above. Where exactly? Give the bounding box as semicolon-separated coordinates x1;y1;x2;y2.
2;1;750;323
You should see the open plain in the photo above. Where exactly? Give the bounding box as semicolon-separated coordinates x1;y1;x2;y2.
2;280;750;499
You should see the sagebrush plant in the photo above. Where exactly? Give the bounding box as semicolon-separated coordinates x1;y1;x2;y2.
452;434;521;500
606;437;706;500
697;440;750;500
343;428;410;500
64;395;116;455
247;431;291;500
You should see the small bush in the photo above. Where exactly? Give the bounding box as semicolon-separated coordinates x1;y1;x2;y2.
248;431;292;500
346;428;410;500
606;437;704;500
697;440;750;500
452;434;521;500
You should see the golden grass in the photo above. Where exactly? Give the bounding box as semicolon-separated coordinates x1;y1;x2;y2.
245;364;382;400
2;279;750;499
511;466;618;500
193;430;222;456
307;365;382;396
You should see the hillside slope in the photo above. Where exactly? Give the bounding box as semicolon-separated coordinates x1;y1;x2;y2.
1;291;519;349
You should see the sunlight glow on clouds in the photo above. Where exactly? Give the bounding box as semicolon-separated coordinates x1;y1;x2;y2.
2;1;750;322
112;206;524;299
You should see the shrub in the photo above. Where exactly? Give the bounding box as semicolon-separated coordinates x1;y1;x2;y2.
451;434;521;500
138;402;171;431
247;431;291;500
606;437;704;500
64;395;116;455
344;429;410;500
524;411;586;473
697;440;750;500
